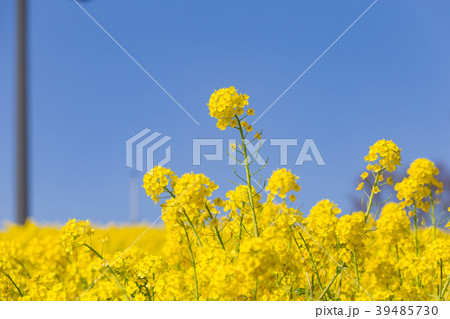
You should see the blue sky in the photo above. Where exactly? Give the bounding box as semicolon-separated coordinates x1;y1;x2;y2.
1;0;449;225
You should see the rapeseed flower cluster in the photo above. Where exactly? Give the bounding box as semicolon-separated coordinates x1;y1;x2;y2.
266;168;301;199
208;86;250;131
1;88;450;301
142;166;177;202
395;158;443;212
364;139;402;173
60;219;95;256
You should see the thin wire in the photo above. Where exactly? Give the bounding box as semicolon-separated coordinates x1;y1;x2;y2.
72;0;200;126
253;0;379;125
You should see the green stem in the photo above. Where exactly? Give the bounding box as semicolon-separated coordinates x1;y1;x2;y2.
411;204;421;289
254;279;259;300
292;231;327;299
205;204;226;250
180;221;200;301
236;214;244;253
182;210;203;247
439;259;443;300
364;171;380;223
163;186;175;198
145;286;152;301
164;185;203;248
337;270;343;300
236;115;259;238
413;206;419;257
353;250;360;291
430;188;436;240
4;273;23;297
441;272;450;300
83;243;130;301
318;270;340;301
395;244;402;286
305;271;313;299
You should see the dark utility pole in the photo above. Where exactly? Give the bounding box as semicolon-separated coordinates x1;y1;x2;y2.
16;0;28;225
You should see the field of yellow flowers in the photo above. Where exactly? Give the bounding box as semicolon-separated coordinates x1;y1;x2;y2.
1;87;450;301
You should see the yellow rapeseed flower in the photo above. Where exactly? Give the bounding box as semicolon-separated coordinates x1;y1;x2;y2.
365;139;402;173
266;168;301;199
208;86;249;130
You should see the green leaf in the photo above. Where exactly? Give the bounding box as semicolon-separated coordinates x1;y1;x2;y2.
294;288;307;296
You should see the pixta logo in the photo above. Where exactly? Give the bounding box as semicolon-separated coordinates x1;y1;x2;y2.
126;129;172;172
126;130;325;172
192;138;325;166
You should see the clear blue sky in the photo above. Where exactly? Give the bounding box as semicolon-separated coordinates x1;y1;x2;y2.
1;0;449;225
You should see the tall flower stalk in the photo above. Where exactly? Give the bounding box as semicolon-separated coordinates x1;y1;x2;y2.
208;87;262;238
